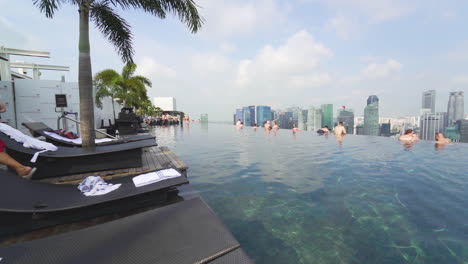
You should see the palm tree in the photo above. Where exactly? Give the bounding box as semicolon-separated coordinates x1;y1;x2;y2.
33;0;203;147
94;63;151;120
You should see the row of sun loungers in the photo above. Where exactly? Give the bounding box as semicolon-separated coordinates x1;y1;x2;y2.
0;122;254;263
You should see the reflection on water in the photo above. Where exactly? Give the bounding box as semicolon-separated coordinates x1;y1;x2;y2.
150;124;468;264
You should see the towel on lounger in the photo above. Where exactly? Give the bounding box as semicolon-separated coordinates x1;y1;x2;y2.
0;123;58;162
132;168;181;187
78;176;121;196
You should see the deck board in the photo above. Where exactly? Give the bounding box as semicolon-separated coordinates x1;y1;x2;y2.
39;146;188;185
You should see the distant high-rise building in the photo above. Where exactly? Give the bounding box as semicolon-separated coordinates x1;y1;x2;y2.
277;111;293;129
364;95;379;136
256;106;272;127
445;125;461;141
447;91;464;126
422;90;436;114
307;107;322;132
298;110;308;130
456;120;468;143
420;112;447;140
321;104;333;128
380;122;391;136
235;109;243;123
233;114;236;125
356;124;365;135
200;114;208;123
337;108;355;134
242;106;255;126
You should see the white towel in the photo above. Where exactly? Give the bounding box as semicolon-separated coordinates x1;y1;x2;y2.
77;176;121;196
132;168;182;187
43;131;114;144
0;123;58;162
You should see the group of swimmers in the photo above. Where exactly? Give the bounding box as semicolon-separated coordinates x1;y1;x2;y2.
399;129;452;144
236;120;280;130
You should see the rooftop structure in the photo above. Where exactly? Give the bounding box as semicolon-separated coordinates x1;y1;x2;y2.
0;46;69;81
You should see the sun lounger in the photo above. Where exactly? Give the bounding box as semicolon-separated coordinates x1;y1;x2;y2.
0;168;187;214
23;122;155;147
0;131;157;179
1;197;254;264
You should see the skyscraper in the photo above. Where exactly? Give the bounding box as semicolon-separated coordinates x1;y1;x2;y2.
337;108;355;134
321;104;333;128
307;107;322;132
420;112;447;140
235;109;243;123
364;95;379;136
456;120;468;143
447;91;464;126
242;106;255;126
422;90;436;114
298;110;308;130
256;106;272;127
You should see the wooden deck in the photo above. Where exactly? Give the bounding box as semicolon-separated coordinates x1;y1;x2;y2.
40;146;188;185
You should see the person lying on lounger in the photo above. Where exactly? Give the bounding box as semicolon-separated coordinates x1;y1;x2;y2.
0;98;35;178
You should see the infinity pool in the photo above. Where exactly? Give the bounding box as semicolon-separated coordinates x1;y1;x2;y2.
152;123;468;264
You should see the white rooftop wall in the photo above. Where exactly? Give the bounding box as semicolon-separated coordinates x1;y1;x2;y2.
153;97;176;111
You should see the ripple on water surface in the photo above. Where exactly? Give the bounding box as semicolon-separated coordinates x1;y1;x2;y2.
152;124;468;264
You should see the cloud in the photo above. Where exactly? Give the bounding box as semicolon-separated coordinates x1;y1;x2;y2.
196;0;288;38
451;75;468;84
325;15;360;40
136;57;177;79
235;30;332;88
360;59;402;80
321;0;413;39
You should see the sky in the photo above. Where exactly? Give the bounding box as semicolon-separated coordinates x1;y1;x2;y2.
1;0;467;121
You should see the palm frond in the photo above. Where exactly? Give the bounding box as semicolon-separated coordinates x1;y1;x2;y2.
108;0;203;33
32;0;62;18
132;75;152;87
90;2;134;63
121;63;137;79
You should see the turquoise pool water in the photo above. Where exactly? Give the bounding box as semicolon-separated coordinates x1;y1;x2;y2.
152;123;468;264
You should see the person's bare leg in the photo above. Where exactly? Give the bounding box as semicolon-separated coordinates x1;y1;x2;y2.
0;152;32;177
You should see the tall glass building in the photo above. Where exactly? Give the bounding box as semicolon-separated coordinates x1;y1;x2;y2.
447;91;464;126
307;107;322;132
235;109;243;123
422;90;436;114
242;106;255;126
256;106;272;127
337;109;355;134
321;104;333;128
364;95;379;136
420;112;447;140
298;110;308;130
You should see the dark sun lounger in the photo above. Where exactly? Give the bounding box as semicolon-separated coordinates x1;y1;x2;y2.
0;168;188;214
0;132;157;179
1;197;254;264
22;122;155;147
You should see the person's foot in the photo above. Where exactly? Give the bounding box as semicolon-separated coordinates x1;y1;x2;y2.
16;166;36;179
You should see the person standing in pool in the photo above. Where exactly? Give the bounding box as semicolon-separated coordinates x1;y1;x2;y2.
292;124;301;133
317;126;330;134
399;129;419;142
435;132;451;144
333;122;347;135
272;121;279;130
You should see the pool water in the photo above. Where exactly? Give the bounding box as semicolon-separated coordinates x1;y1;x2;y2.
152;123;468;264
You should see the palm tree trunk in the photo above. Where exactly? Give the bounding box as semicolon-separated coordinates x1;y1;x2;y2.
78;4;96;148
111;95;116;122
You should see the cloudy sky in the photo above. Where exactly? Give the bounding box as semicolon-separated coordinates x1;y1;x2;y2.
1;0;467;120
